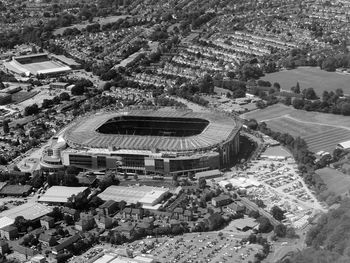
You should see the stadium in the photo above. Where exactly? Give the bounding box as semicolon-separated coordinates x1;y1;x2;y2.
57;110;241;176
3;53;72;77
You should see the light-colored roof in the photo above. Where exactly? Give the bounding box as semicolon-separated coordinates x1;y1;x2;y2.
64;110;241;152
38;186;88;203
0;202;52;221
93;253;117;263
98;185;169;205
338;140;350;149
195;169;222;179
0;216;15;229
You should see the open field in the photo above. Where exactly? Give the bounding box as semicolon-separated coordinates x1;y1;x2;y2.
241;104;350;153
261;66;350;96
12;91;39;104
315;167;350;196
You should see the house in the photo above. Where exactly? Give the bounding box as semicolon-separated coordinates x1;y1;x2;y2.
122;208;132;219
61;207;79;221
211;195;232;207
95;215;113;229
181;210;193;221
52;235;80;254
227;202;246;214
173;207;184;219
0;240;9;254
75;218;95;231
31;254;46;263
75;212;95;231
99;200;119;216
40;216;55;229
0;225;18;240
115;223;136;239
76;173;97;186
39;233;57;247
131;208;144;220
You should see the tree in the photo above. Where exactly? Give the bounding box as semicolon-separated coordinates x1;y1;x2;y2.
304;88;318;100
199;74;214;94
274;224;287;237
258;217;272;233
246;119;258;130
50;207;62;221
3;119;9;134
24;104;39;116
341;103;350;116
59;92;70;101
273;82;281;92
14;216;28;232
198;178;207;189
291;82;301;94
271;205;285;221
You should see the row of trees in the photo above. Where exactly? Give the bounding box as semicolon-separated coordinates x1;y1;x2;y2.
281;198;350;262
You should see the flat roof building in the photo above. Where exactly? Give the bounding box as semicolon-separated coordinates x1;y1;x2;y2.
38;186;88;204
0;203;52;221
98;185;169;207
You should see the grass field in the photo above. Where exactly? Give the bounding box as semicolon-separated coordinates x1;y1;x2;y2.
316;167;350;196
241;104;350;153
261;66;350;96
11;91;39;104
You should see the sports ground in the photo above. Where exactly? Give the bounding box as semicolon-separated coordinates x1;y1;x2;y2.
241;104;350;153
261;66;350;96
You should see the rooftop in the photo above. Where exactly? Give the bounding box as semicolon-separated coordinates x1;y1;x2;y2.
38;186;88;203
98;185;169;205
0;202;52;221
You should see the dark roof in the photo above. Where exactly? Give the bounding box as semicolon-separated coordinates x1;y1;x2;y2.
131;208;143;215
77;175;96;185
99;200;118;209
123;208;132;214
0;185;32;195
61;207;78;215
39;233;56;243
53;235;80;252
174;207;184;214
1;225;17;232
213;195;232;202
40;216;54;222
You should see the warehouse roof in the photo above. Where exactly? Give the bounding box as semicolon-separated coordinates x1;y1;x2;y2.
38;186;88;203
0;202;52;221
98;185;169;205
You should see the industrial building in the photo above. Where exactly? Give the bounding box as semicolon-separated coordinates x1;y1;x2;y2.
38;186;88;204
98;185;169;208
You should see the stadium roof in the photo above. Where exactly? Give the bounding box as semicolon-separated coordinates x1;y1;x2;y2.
64;110;241;152
38;186;88;203
98;185;169;205
0;202;52;221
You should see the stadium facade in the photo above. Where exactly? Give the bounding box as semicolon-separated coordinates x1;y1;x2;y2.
3;53;72;77
42;110;241;176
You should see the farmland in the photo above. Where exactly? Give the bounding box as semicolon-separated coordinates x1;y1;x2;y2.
315;167;350;197
241;104;350;153
261;66;350;96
